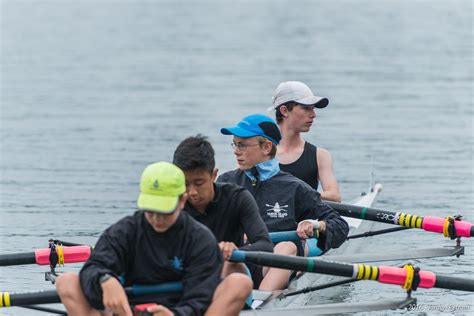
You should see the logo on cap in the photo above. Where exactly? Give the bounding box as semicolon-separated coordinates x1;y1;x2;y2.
137;162;186;214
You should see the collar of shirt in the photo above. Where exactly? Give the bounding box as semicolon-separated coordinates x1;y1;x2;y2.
184;183;220;216
244;158;280;182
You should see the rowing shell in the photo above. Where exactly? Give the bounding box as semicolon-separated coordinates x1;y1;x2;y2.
242;183;383;314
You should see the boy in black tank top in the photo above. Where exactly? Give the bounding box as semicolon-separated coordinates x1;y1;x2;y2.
280;141;318;189
269;81;341;202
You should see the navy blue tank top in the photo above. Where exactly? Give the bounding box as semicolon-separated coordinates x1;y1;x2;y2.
279;142;319;189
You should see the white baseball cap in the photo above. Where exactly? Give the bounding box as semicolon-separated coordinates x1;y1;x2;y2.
268;81;329;111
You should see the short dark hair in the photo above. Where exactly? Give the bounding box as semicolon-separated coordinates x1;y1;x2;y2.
173;135;215;173
275;102;297;123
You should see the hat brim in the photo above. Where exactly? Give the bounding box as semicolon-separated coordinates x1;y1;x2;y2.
295;96;329;108
220;126;259;138
137;193;179;214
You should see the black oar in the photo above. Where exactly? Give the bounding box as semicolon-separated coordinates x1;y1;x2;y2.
229;250;474;292
0;252;38;266
326;201;474;239
0;282;183;308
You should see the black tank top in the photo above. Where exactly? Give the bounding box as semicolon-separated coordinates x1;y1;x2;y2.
279;142;319;189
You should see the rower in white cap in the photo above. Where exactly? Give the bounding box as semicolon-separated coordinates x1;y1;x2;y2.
269;81;341;202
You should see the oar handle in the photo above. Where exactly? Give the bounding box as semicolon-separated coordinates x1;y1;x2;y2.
125;282;183;296
269;230;317;243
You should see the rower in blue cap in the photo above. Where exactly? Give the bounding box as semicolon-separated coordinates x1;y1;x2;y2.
218;114;349;291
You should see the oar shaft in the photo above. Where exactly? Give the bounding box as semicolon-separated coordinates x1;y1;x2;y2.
230;251;353;277
0;252;36;267
0;290;60;307
0;282;184;308
435;275;474;292
326;201;473;238
326;201;415;225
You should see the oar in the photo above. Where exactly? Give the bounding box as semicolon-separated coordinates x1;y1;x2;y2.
269;230;318;243
325;201;474;238
0;282;183;308
0;246;91;267
0;231;318;267
269;229;322;257
229;250;474;292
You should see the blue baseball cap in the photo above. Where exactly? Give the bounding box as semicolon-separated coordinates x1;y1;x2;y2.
220;114;282;145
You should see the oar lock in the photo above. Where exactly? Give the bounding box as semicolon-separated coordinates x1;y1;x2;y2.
443;215;462;240
46;239;66;284
402;264;421;293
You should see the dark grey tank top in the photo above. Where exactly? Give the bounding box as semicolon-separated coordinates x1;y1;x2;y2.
279;142;318;189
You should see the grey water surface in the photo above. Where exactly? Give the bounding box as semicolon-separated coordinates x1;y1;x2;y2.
1;0;472;315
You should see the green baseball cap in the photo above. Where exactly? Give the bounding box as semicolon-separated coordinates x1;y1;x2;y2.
137;162;186;213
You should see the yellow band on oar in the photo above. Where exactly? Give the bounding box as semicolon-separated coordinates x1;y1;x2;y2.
399;213;411;227
357;264;364;279
398;213;405;226
443;216;453;238
411;215;422;228
371;265;379;280
356;264;378;280
57;245;64;266
399;213;423;228
364;265;372;280
404;214;412;227
0;292;11;307
403;264;415;290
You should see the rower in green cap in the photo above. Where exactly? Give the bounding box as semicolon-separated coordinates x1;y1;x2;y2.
56;161;251;316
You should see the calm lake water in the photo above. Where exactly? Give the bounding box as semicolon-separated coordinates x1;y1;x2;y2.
1;0;472;315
